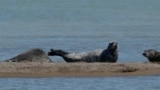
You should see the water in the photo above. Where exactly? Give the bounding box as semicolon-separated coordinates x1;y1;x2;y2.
0;0;160;89
0;0;160;62
0;76;160;90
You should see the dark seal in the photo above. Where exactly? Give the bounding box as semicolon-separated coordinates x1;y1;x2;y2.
100;41;118;62
48;41;118;63
143;49;160;62
5;48;52;62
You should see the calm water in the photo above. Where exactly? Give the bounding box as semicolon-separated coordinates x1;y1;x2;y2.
0;0;160;89
0;76;160;90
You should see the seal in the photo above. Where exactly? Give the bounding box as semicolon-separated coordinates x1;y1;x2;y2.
100;41;118;62
143;49;160;62
5;48;52;62
48;41;118;62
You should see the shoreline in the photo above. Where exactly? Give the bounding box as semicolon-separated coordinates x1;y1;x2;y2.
0;62;160;78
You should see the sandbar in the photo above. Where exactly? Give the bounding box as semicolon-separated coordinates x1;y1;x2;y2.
0;62;160;77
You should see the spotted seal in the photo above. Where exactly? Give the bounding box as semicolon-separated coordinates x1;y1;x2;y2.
48;41;118;62
143;49;160;62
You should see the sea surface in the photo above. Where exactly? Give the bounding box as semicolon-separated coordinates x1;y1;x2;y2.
1;76;160;90
0;0;160;89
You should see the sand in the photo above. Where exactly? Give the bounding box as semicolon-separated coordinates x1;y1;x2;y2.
0;62;160;77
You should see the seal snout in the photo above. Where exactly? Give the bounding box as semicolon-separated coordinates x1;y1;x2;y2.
115;44;118;48
110;41;118;45
142;52;147;57
110;41;118;50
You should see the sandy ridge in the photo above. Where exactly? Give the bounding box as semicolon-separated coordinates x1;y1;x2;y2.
0;62;160;77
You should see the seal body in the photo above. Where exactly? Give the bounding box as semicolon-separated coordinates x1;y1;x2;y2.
48;42;118;62
5;48;52;62
143;49;160;62
100;42;118;62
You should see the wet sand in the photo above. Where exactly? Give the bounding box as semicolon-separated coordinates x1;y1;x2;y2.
0;62;160;77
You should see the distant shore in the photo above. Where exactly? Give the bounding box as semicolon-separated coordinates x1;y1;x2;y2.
0;62;160;77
